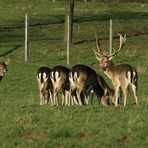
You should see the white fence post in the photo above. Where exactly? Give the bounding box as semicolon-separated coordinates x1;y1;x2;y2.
109;19;113;54
67;15;70;65
25;13;29;62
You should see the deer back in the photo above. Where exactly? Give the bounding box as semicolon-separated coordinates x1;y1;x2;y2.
69;64;104;97
50;65;70;91
36;67;52;90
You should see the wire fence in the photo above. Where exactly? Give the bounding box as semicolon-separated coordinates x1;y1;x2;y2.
49;0;147;3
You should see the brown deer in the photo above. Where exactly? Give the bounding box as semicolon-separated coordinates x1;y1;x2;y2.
0;59;10;81
36;67;53;106
69;64;105;106
93;33;138;106
50;65;71;106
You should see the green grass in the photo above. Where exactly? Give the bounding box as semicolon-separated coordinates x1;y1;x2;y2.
0;1;148;147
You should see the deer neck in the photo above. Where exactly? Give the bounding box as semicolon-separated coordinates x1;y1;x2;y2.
104;61;116;80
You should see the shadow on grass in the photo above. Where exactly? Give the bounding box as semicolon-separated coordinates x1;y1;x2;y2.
0;11;147;44
0;11;147;30
0;45;22;57
74;11;148;23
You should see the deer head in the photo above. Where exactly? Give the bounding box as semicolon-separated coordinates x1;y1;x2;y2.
0;59;10;77
93;33;126;71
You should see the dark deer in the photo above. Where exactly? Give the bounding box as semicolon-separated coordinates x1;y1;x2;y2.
50;65;71;106
69;64;105;106
88;74;115;106
93;33;138;106
36;67;53;106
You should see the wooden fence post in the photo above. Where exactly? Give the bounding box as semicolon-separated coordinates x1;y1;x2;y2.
109;19;113;54
67;16;70;65
64;0;74;44
25;13;29;62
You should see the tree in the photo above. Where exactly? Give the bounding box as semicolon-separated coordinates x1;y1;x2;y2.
64;0;75;44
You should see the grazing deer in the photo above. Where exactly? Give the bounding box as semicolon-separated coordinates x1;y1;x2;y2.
36;67;53;106
50;65;71;106
69;64;104;106
0;59;10;81
93;33;138;106
86;73;115;106
96;74;115;105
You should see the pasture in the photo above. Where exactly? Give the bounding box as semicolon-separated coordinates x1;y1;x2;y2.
0;1;148;147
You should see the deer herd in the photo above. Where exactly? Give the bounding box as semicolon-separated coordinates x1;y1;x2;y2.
0;33;138;107
36;33;138;107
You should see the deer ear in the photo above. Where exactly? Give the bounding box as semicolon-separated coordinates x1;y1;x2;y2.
5;59;10;65
108;56;114;61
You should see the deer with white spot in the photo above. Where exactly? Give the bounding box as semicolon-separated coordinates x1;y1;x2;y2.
50;65;71;106
93;33;138;106
69;64;105;106
36;67;53;106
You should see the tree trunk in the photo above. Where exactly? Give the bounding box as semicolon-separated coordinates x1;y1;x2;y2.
64;0;74;44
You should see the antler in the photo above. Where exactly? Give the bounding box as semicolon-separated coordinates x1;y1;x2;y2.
93;33;103;60
95;33;102;53
108;33;126;58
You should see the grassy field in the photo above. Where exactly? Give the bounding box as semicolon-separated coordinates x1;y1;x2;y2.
0;1;148;147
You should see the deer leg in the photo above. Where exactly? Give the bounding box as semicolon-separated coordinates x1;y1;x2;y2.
65;91;69;106
53;92;56;106
73;95;78;105
67;91;71;106
70;89;78;105
115;86;120;107
131;84;138;105
85;95;89;105
101;95;108;106
71;95;74;106
62;93;65;106
49;90;53;106
40;92;44;106
39;86;46;106
39;84;44;106
53;90;58;106
88;91;94;105
55;94;58;106
121;86;127;106
44;89;49;106
84;90;90;105
76;88;83;106
63;90;70;106
68;92;71;106
111;94;116;105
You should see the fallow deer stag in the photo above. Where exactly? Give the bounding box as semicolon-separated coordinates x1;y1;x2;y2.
50;65;71;106
36;67;53;106
0;59;10;81
69;64;104;106
93;33;138;106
